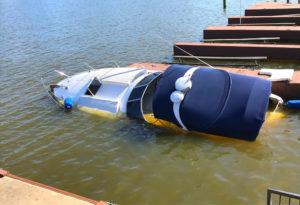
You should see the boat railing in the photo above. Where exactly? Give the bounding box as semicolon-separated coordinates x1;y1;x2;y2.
267;188;300;205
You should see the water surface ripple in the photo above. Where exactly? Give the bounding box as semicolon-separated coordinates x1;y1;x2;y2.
1;0;300;204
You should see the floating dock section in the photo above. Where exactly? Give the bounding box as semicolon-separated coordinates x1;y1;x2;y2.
173;3;300;62
0;169;108;205
228;15;300;25
203;26;300;42
245;3;300;16
131;62;300;100
174;42;300;61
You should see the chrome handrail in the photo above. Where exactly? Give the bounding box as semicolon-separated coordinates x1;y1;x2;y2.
267;188;300;205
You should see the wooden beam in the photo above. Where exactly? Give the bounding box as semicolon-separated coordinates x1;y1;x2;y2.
228;15;300;25
174;42;300;60
204;26;300;42
245;3;300;16
203;37;280;42
173;55;267;60
228;22;295;26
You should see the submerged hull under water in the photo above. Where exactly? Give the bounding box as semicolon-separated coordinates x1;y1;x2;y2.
50;65;273;141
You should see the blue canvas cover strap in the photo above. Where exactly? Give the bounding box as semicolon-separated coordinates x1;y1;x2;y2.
153;64;192;126
170;67;201;130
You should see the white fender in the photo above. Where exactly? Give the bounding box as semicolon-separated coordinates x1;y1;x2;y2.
170;67;200;130
175;77;192;92
259;69;294;82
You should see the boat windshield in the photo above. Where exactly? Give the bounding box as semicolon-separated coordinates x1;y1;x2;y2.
85;77;101;96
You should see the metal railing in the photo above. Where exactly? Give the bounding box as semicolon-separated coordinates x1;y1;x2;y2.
267;188;300;205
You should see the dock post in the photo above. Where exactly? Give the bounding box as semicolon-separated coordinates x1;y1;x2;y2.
223;0;226;9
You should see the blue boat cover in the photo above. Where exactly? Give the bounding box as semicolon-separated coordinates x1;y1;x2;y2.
153;64;271;141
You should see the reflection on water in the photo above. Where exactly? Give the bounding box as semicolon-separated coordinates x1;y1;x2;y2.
0;0;300;204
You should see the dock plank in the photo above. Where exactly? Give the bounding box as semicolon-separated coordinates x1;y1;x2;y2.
228;15;300;25
0;170;107;205
245;3;300;16
203;26;300;42
174;42;300;61
0;177;92;205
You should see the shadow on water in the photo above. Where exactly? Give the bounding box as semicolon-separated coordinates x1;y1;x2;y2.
106;116;275;161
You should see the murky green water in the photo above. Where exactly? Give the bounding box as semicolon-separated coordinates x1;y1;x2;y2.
1;0;300;204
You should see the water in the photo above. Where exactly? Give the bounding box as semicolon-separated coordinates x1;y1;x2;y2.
1;0;300;204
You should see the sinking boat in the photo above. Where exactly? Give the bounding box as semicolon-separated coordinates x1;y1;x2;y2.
49;64;285;141
49;67;161;116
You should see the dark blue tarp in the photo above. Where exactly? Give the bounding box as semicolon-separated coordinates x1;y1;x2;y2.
153;64;271;141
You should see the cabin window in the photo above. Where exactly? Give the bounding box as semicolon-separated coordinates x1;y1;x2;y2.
85;77;101;96
142;74;161;115
126;72;161;120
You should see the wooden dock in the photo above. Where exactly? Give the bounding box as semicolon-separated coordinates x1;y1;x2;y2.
174;42;300;61
0;169;108;205
245;3;300;16
228;15;300;25
130;62;300;100
172;3;300;62
203;26;300;42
